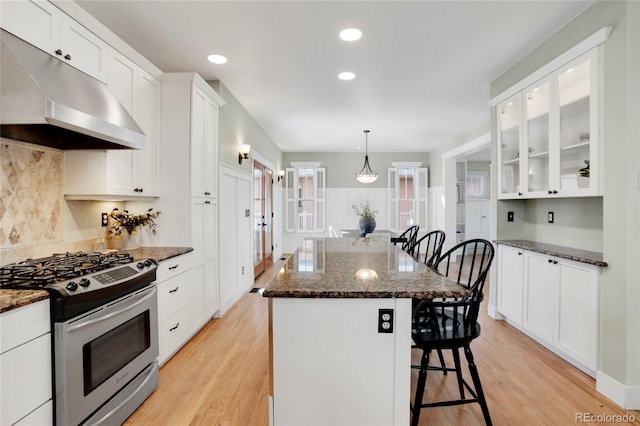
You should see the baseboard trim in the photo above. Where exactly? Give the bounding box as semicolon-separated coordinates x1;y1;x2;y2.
487;303;504;320
596;370;640;409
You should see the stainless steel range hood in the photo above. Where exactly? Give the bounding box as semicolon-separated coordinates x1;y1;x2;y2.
0;29;145;150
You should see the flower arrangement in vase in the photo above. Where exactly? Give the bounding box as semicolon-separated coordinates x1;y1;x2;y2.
353;202;378;235
108;208;161;249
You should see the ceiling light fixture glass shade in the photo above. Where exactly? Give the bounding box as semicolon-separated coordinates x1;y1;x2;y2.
355;130;378;184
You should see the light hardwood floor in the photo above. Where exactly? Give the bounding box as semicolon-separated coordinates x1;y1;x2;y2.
126;256;640;425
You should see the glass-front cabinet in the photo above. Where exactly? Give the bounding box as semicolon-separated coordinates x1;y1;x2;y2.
497;94;523;198
557;53;596;195
524;79;551;195
497;48;599;199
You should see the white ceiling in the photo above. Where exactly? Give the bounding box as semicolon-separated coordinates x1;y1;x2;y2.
76;0;593;153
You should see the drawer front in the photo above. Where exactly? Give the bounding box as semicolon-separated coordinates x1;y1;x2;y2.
0;300;50;354
15;400;53;426
158;305;194;365
0;333;52;426
157;271;193;323
156;254;192;283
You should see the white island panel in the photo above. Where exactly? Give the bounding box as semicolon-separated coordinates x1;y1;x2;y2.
270;297;411;426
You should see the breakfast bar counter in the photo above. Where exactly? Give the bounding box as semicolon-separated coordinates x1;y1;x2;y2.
263;237;467;299
263;237;466;426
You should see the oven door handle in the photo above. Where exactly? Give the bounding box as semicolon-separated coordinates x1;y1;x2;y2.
92;360;159;426
67;288;155;333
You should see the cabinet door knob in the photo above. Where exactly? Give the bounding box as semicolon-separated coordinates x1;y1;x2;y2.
553;260;558;264
64;54;71;60
548;190;553;195
548;259;553;263
553;190;558;194
204;192;210;196
139;188;143;193
518;252;522;255
205;200;211;204
518;192;523;196
55;49;63;55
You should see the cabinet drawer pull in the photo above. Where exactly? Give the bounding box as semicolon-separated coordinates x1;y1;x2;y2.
169;323;180;332
168;264;179;270
169;287;179;293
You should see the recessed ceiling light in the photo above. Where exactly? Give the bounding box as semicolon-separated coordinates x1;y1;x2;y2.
340;28;362;42
207;54;228;64
338;72;356;81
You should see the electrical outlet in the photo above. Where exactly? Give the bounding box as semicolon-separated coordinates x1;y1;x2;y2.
378;309;394;333
101;213;108;227
548;212;554;223
507;211;514;222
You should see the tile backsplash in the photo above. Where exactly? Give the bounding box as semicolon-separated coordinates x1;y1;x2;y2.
0;138;64;249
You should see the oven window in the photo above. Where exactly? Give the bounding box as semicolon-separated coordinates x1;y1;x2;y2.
83;311;150;395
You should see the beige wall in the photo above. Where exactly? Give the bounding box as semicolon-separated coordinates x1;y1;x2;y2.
283;152;429;188
491;0;639;394
208;81;283;174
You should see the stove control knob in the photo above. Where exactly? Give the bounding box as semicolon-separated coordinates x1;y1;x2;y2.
79;278;90;287
144;259;153;267
137;262;145;269
66;282;78;291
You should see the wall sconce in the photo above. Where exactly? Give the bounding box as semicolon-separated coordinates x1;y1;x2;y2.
277;170;285;182
239;144;251;164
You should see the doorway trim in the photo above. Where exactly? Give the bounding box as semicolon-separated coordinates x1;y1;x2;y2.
441;132;491;254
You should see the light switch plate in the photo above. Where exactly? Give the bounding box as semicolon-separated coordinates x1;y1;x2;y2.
548;212;554;223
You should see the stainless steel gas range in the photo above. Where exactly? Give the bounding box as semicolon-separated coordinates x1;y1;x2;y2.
0;251;159;426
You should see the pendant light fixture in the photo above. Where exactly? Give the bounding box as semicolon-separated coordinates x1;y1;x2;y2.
355;129;378;184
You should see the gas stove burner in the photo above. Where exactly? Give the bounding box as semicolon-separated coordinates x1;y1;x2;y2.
0;251;135;288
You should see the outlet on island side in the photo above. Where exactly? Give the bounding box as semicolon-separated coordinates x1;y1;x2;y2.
378;309;394;334
507;211;514;222
101;213;108;227
548;212;554;223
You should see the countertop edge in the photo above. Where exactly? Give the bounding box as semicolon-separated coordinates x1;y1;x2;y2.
494;240;607;267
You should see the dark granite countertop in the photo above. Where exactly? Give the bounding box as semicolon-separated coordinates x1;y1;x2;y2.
0;246;194;314
263;237;468;299
124;246;193;262
494;239;607;267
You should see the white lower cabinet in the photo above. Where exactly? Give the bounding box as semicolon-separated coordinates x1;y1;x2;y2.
555;259;598;370
497;245;524;325
497;244;599;374
522;251;556;343
157;259;197;366
0;300;52;426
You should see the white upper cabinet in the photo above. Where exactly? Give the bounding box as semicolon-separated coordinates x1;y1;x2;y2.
190;85;219;199
1;0;108;82
65;50;160;199
497;93;523;198
497;48;600;199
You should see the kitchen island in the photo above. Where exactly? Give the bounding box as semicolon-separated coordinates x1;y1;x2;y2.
263;237;468;426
